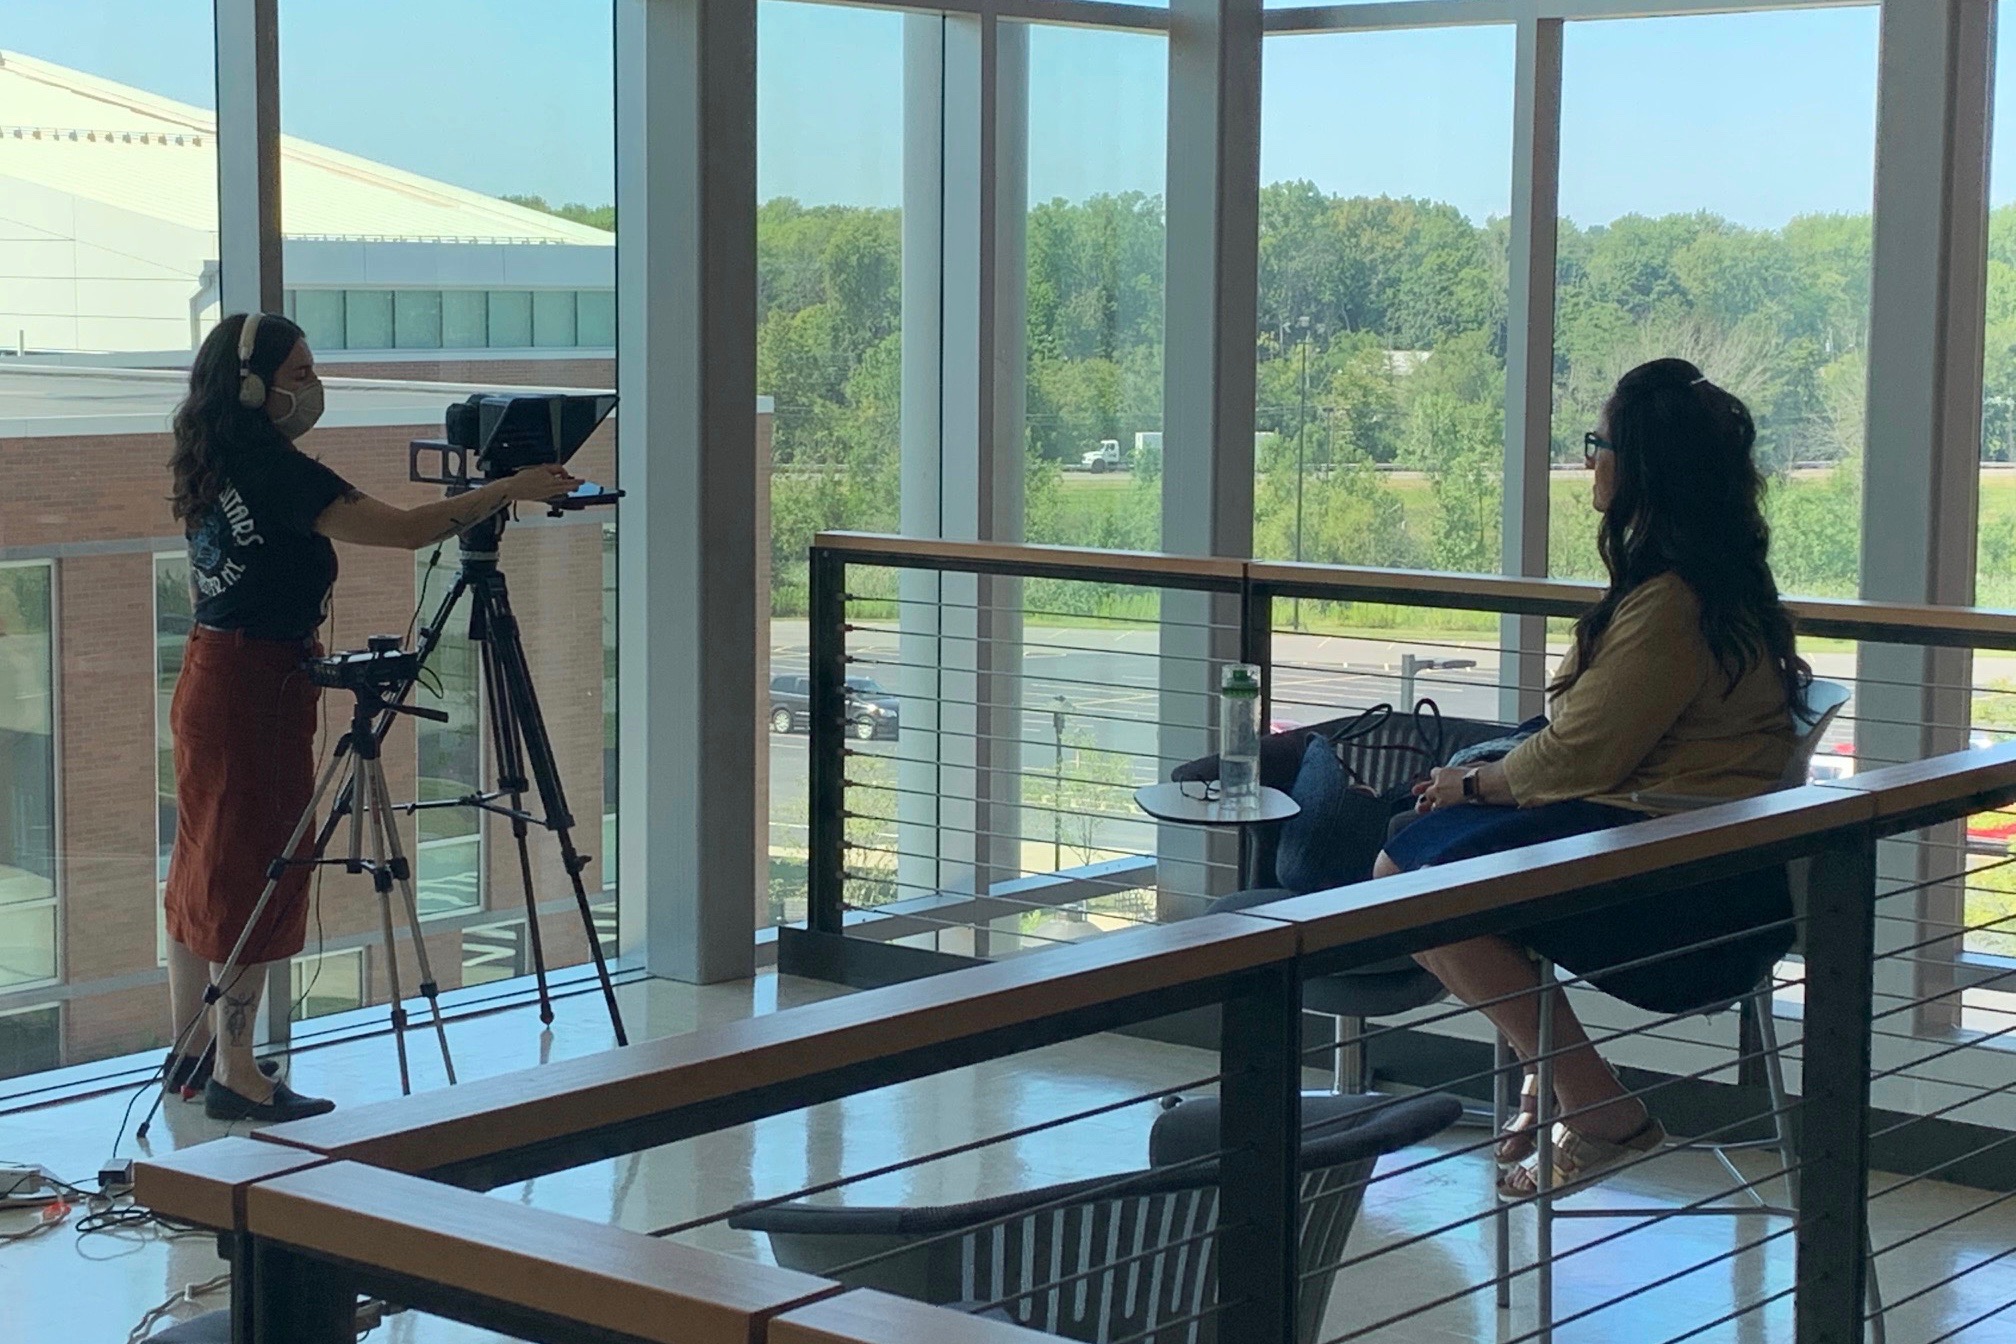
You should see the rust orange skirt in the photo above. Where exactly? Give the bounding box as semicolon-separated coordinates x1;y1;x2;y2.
163;626;323;964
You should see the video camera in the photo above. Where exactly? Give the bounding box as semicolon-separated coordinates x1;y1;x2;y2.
409;392;621;510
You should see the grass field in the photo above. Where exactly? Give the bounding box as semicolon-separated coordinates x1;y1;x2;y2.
774;465;2016;625
1045;465;2016;606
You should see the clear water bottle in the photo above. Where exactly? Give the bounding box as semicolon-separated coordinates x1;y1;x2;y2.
1219;664;1262;811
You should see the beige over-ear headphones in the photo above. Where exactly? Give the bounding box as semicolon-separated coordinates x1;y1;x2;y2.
236;311;268;409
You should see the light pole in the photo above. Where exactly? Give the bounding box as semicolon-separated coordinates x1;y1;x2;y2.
1399;654;1479;709
1294;315;1312;630
1051;695;1070;873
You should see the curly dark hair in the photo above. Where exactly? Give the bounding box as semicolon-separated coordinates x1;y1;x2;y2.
1559;357;1810;710
169;312;304;521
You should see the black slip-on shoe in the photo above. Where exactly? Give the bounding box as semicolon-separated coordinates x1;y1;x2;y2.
203;1078;335;1123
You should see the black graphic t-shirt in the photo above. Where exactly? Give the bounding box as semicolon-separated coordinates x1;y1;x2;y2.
188;439;354;641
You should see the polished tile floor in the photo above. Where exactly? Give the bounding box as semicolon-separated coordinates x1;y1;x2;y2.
2;974;2012;1343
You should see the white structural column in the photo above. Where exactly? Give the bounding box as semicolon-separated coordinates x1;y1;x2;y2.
1500;14;1563;722
614;0;760;983
1159;0;1263;914
213;0;282;315
1163;0;1261;554
896;15;1027;929
1857;0;1994;1031
214;0;289;1046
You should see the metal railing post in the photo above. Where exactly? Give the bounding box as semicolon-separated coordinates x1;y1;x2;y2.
248;1237;352;1344
1795;832;1879;1344
1218;961;1302;1344
808;547;849;936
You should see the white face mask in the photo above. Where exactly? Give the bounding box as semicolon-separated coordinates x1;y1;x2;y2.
269;378;325;440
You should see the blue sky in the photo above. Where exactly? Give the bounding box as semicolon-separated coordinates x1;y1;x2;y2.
6;1;2011;228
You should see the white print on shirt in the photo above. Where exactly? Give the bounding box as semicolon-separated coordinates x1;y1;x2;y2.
191;481;264;598
194;558;247;598
219;485;265;548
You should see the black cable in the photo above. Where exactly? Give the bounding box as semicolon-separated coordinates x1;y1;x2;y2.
73;1202;204;1240
407;546;444;647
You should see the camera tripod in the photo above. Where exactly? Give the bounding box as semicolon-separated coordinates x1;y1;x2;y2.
407;505;628;1045
134;674;457;1142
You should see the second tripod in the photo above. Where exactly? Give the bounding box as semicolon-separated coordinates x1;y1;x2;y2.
335;666;460;1094
412;507;628;1045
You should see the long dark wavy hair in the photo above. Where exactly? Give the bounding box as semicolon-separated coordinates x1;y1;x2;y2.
1559;357;1809;710
169;312;303;521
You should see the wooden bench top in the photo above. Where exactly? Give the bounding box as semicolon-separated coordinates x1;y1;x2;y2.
132;1136;328;1231
1264;784;1876;957
771;1290;1058;1344
1812;741;2016;821
245;1162;838;1344
255;911;1296;1174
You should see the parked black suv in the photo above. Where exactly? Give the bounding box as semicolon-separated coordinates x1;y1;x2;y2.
769;674;901;741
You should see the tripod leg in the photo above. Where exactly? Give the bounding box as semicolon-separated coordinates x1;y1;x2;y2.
550;826;626;1047
477;624;552;1024
484;582;628;1046
368;758;457;1086
362;765;414;1097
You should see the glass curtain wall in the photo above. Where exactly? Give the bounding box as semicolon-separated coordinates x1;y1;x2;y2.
994;24;1170;940
0;565;56;996
758;1;908;928
1255;25;1514;726
1984;3;2016;602
1551;8;1880;592
1970;2;2016;961
0;2;218;1076
1256;26;1515;585
1024;25;1167;554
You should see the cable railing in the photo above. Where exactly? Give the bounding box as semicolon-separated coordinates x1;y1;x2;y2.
791;533;2016;987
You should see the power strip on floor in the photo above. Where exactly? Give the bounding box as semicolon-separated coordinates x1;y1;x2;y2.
0;1163;54;1207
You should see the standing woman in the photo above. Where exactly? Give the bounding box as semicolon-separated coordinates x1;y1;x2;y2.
163;312;578;1121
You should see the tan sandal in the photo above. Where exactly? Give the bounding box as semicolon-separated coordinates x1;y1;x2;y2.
1497;1116;1667;1199
1497;1072;1541;1166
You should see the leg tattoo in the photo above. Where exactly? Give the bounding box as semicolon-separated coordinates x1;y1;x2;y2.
222;991;255;1048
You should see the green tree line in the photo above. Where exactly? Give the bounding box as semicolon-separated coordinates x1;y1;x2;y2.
509;187;2016;606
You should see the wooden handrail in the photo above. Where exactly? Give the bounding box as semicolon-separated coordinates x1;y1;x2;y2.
771;1290;1056;1344
254;912;1297;1178
1260;785;1876;959
1813;740;2016;820
816;534;2016;651
132;1136;328;1232
243;1161;839;1344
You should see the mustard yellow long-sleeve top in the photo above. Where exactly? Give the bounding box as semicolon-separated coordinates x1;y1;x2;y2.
1500;572;1796;814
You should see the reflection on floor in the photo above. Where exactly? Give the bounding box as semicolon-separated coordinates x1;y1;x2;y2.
2;973;2011;1343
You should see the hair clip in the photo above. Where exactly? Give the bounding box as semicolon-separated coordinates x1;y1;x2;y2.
1690;376;1709;386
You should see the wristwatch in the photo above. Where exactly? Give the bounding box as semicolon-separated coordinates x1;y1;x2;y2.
1461;768;1483;804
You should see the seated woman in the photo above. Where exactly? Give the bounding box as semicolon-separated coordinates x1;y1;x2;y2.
1379;357;1808;1198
